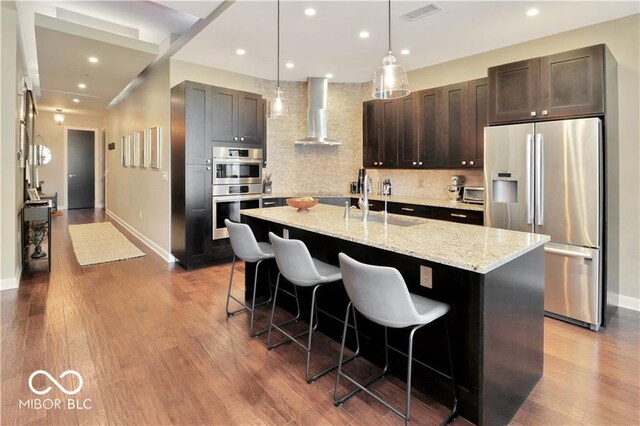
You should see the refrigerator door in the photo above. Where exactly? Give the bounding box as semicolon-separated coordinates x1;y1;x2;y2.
544;242;601;327
534;118;601;248
484;123;535;233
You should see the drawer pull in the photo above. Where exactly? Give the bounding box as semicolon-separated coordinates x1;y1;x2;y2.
263;201;275;206
401;207;415;212
451;213;467;218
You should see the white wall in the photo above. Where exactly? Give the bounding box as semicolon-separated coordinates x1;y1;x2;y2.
106;60;172;260
0;5;23;291
405;14;639;304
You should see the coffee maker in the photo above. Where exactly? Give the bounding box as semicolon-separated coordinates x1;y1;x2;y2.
445;175;465;202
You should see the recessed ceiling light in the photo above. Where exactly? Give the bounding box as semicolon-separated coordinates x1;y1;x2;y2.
325;73;333;79
359;31;370;39
78;83;86;89
305;8;316;16
526;8;539;16
236;48;246;55
400;49;410;55
285;62;295;69
73;98;80;103
88;57;98;63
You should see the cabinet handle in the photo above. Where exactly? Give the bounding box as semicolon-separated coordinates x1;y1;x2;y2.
206;167;211;170
413;161;417;165
368;203;374;207
379;162;383;166
233;137;238;141
462;161;466;165
418;161;423;166
469;160;474;165
542;110;548;116
530;111;537;117
374;162;378;165
451;213;467;218
206;159;211;164
401;207;415;212
263;201;275;206
240;137;245;141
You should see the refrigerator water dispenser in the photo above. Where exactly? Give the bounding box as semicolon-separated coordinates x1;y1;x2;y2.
491;172;518;203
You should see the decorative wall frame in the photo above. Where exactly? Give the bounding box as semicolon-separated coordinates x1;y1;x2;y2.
149;126;161;169
129;133;137;167
120;136;127;166
137;130;147;168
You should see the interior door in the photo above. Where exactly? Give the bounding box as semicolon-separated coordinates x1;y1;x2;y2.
68;129;95;209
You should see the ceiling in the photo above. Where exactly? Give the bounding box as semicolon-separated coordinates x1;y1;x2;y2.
16;1;639;117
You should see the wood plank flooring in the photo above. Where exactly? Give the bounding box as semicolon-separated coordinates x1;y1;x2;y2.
1;209;638;425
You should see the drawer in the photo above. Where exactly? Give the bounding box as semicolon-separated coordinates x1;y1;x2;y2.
432;207;483;225
387;203;432;219
262;198;284;208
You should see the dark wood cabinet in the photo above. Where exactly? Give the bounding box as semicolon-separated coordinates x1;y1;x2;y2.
387;202;432;218
262;197;284;208
362;99;398;168
441;82;469;168
211;87;264;146
489;44;607;124
182;164;213;264
432;207;483;225
467;78;488;168
416;88;442;168
397;94;419;168
540;45;605;119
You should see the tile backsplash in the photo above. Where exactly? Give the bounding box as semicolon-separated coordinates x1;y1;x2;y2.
366;168;484;199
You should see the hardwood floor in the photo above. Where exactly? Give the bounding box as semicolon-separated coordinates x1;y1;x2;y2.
1;209;638;425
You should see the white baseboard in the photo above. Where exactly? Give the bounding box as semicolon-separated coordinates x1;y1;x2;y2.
619;295;640;312
105;209;176;263
1;263;22;292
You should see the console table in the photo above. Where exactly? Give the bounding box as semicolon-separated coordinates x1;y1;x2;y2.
22;201;52;272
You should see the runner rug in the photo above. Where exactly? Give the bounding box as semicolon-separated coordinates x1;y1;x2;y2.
68;222;145;266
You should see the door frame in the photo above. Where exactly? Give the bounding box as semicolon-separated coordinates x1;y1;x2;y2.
63;126;100;210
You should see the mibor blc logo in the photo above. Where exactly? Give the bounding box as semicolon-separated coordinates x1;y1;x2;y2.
19;369;92;410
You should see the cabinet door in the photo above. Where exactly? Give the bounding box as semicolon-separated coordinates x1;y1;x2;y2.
387;202;432;218
185;83;212;165
211;87;238;143
238;91;264;145
362;101;380;167
432;207;483;225
488;58;540;124
262;197;283;208
185;165;212;263
468;78;488;168
397;95;420;168
441;82;469;168
540;45;604;119
416;87;441;168
379;99;398;168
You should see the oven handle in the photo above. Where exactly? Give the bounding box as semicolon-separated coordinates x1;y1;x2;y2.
213;158;263;164
212;194;263;203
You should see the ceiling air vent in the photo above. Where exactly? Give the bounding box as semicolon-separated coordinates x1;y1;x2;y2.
401;3;441;22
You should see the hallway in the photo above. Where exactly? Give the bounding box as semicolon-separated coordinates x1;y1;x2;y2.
1;210;638;425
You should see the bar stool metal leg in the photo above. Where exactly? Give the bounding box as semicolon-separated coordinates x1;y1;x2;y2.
441;318;460;426
267;274;308;350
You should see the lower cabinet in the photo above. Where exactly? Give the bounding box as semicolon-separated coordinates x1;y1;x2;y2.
387;203;432;218
262;197;284;208
432;207;483;225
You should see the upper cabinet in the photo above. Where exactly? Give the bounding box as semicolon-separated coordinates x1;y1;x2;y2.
211;88;264;145
363;99;398;168
441;82;469;168
489;45;606;124
399;89;441;168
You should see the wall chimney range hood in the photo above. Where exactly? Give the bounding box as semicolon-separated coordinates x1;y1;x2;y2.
295;77;341;146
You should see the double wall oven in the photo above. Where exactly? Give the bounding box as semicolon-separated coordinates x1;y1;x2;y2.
212;146;263;240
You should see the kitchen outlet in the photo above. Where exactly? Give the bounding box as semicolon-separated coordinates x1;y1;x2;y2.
420;265;433;288
283;228;289;239
162;171;168;181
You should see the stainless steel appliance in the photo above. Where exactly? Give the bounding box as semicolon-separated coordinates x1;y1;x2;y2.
463;186;484;204
212;146;262;185
212;184;263;240
484;118;604;330
211;146;264;240
445;175;465;202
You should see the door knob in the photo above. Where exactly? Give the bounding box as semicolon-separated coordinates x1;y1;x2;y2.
68;174;76;177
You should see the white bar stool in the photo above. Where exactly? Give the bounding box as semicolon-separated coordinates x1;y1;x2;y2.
268;232;360;383
224;219;278;337
335;253;459;425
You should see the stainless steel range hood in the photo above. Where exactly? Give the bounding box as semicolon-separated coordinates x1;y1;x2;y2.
295;77;342;146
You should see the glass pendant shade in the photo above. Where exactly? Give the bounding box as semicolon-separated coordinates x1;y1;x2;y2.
372;51;410;99
267;87;290;118
53;109;65;125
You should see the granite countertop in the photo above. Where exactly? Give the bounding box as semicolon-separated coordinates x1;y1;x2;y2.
264;193;484;212
242;204;549;274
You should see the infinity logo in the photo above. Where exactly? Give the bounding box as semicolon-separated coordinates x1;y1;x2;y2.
28;370;83;396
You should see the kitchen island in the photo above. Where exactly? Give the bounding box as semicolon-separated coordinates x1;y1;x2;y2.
241;204;549;425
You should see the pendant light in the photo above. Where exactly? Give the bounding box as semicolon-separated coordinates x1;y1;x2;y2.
53;109;65;125
372;0;410;99
266;0;290;118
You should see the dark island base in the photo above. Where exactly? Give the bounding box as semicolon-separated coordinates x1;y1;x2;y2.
243;217;544;425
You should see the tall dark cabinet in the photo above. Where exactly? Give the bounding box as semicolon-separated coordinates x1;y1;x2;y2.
172;81;264;269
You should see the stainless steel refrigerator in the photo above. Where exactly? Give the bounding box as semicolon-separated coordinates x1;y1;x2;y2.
484;117;604;330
